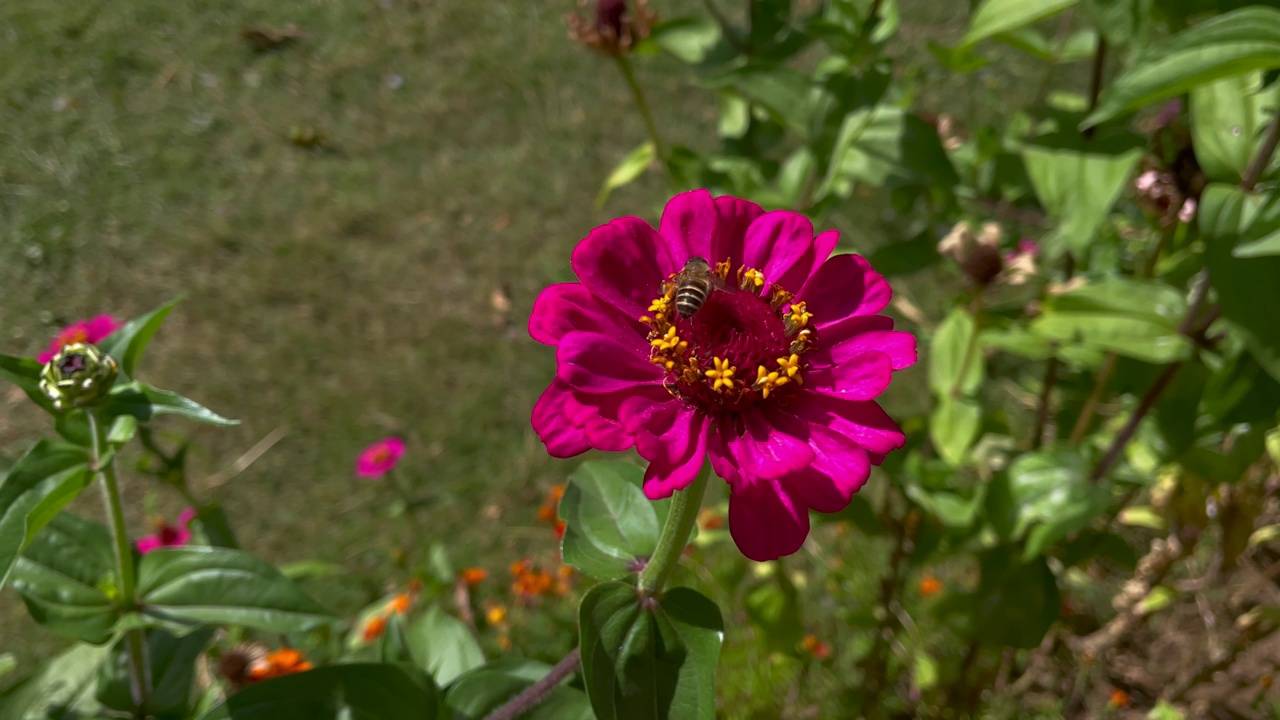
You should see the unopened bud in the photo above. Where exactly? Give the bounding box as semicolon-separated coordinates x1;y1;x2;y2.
566;0;656;56
39;342;119;412
938;221;1005;286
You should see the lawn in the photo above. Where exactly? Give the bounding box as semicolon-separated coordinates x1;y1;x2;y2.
0;0;1049;690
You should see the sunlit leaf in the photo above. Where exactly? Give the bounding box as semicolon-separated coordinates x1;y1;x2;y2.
1086;6;1280;126
930;396;981;468
596;143;656;209
580;582;723;720
0;440;92;591
1021;130;1144;256
561;460;661;581
405;605;484;686
137;547;333;634
1190;71;1280;183
11;512;118;644
100;300;179;379
961;0;1078;47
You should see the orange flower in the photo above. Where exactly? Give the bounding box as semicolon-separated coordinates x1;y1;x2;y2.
537;485;567;534
362;615;388;642
510;559;531;576
919;576;942;597
486;603;508;625
698;509;724;530
460;567;488;586
801;635;831;660
248;648;313;682
1108;689;1130;708
510;558;566;600
389;593;412;615
552;518;567;539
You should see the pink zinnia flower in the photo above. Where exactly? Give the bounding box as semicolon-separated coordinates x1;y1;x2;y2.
356;437;405;479
529;190;916;561
37;315;120;363
136;508;196;554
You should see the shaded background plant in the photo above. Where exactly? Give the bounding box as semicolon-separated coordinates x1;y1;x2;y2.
4;0;1280;718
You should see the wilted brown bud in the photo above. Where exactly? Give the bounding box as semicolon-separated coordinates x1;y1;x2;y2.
566;0;656;57
938;221;1005;286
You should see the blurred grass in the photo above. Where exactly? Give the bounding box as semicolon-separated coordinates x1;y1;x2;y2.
0;0;1064;708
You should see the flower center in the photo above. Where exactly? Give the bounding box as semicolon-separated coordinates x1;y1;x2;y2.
640;258;816;414
158;522;182;545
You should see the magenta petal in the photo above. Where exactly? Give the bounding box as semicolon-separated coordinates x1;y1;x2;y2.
743;211;814;291
641;411;708;500
728;478;809;562
797;253;892;328
790;427;871;513
564;388;638;453
136;536;162;554
532;381;592;458
529;283;646;350
178;508;197;528
572;216;677;317
812;316;916;371
711;195;764;264
789;392;906;455
805;351;894;400
659;189;719;263
705;430;742;485
36;349;55;363
718;413;815;480
86;315;120;341
556;332;662;394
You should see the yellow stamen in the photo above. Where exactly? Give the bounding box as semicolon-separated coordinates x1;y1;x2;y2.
705;357;736;391
776;354;803;385
786;302;813;334
648;297;668;313
714;258;732;280
789;328;814;355
753;365;783;399
738;267;765;292
769;284;794;310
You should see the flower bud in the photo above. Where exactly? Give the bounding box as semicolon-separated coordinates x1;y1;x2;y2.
39;342;119;412
566;0;656;56
938;221;1004;286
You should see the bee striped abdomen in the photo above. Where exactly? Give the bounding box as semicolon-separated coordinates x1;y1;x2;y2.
674;279;711;317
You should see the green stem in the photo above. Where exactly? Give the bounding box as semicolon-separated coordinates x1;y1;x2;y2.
638;468;710;594
88;412;150;717
614;55;670;183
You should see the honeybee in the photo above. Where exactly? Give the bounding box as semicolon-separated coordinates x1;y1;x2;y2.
670;257;725;318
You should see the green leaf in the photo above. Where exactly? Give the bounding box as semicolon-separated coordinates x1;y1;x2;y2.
930;396;981;468
1021;130;1144;256
0;353;57;415
137;547;333;634
1201;184;1280;382
1083;0;1152;48
1031;278;1191;363
579;582;723;720
0;654;14;682
11;511;118;644
596;143;656;209
1006;449;1111;559
100;300;179;378
0;440;92;591
444;659;594;720
405;605;485;687
928;308;981;397
0;643;109;718
1190;71;1280;183
1147;700;1187;720
819;105;958;196
102;381;238;426
561;461;661;581
906;484;985;529
97;626;216;717
961;0;1078;47
644;17;723;64
705;64;812;139
912;650;940;691
1086;6;1280;126
973;545;1060;648
196;664;439;720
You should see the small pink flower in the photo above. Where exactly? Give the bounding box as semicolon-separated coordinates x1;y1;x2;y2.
136;508;196;554
529;190;916;562
356;437;406;479
37;315;120;363
1178;197;1198;223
